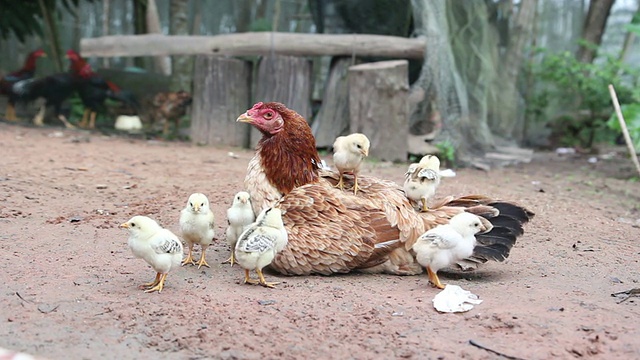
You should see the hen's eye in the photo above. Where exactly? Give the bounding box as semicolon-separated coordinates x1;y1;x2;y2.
264;111;274;119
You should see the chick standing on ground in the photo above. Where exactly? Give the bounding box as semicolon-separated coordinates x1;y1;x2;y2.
412;212;490;289
224;191;255;266
235;207;288;288
121;216;184;293
179;193;215;269
332;133;370;194
404;154;442;211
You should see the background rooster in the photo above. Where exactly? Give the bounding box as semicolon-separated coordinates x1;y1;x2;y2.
66;50;138;129
0;49;46;121
12;72;78;128
237;102;534;276
147;90;192;135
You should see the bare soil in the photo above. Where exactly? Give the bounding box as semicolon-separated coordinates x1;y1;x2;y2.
0;121;639;360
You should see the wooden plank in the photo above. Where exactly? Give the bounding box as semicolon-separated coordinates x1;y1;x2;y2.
348;60;409;162
191;56;251;147
80;33;427;59
312;57;355;148
252;55;312;148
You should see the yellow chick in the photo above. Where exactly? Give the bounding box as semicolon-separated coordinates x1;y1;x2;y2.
179;193;215;269
234;207;288;288
224;191;256;266
121;216;184;293
412;212;490;289
404;154;441;211
332;133;370;195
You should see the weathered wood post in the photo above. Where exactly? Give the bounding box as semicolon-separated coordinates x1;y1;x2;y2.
348;60;409;162
252;55;312;148
311;57;356;149
191;56;251;147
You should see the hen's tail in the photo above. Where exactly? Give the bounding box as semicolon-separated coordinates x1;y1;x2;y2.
445;196;535;270
107;89;140;111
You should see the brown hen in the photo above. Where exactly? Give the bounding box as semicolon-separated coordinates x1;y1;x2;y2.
237;102;534;276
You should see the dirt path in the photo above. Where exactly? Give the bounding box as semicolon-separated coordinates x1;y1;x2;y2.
0;122;638;359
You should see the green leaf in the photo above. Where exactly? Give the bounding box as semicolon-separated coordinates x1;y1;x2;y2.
608;104;640;151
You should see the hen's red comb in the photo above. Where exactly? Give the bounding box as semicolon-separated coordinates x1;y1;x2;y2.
250;102;264;110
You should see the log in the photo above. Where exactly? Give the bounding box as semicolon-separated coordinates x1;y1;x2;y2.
252;55;312;148
191;56;251;147
348;60;409;162
312;57;355;148
80;33;427;59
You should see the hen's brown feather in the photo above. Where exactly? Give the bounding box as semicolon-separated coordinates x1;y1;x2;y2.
241;102;534;276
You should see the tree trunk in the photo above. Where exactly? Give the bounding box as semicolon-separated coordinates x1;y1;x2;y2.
576;0;615;63
170;0;193;91
490;0;538;139
409;0;494;161
348;60;409;162
252;55;312;148
312;57;355;148
191;56;251;147
102;0;110;68
146;0;171;75
618;8;640;62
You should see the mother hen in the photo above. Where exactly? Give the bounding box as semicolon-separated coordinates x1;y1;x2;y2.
237;102;534;276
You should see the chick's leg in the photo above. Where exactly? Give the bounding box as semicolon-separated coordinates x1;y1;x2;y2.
243;269;258;285
196;245;210;269
335;172;345;190
427;266;444;289
421;198;429;212
223;250;236;266
33;105;45;126
57;114;76;129
181;243;195;266
353;174;361;195
257;268;279;288
145;273;168;293
142;272;162;288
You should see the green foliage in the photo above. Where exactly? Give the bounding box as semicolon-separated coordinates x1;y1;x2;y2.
607;104;640;152
249;18;272;32
0;0;86;42
435;140;456;167
530;49;640;148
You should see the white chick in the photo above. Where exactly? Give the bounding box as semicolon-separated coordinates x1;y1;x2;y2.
412;212;489;289
224;191;256;266
179;193;215;269
234;207;288;288
333;133;370;195
120;216;184;293
404;154;441;211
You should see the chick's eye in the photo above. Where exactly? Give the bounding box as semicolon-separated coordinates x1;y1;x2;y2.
264;111;274;119
200;203;204;207
189;202;192;207
356;144;362;148
131;223;136;227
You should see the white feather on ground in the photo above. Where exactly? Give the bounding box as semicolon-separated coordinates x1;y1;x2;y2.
234;207;288;288
179;193;215;269
121;215;184;293
412;212;490;289
224;191;255;266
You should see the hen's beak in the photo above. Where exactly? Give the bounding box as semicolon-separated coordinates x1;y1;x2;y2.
236;113;253;123
119;222;130;229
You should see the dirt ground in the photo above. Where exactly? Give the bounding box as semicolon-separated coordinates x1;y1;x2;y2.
0;120;639;360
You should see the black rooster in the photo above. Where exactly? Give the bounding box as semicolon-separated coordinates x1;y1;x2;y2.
0;49;46;121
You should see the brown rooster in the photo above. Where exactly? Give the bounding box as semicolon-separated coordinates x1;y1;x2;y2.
148;90;192;135
237;102;534;276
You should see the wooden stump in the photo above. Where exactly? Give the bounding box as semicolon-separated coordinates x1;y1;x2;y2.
312;57;355;149
191;56;251;147
253;55;312;148
348;60;409;162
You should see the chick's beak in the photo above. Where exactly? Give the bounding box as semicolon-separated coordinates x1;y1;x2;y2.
360;148;369;157
479;218;493;233
119;222;130;229
236;113;253;123
241;199;247;204
193;205;200;212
